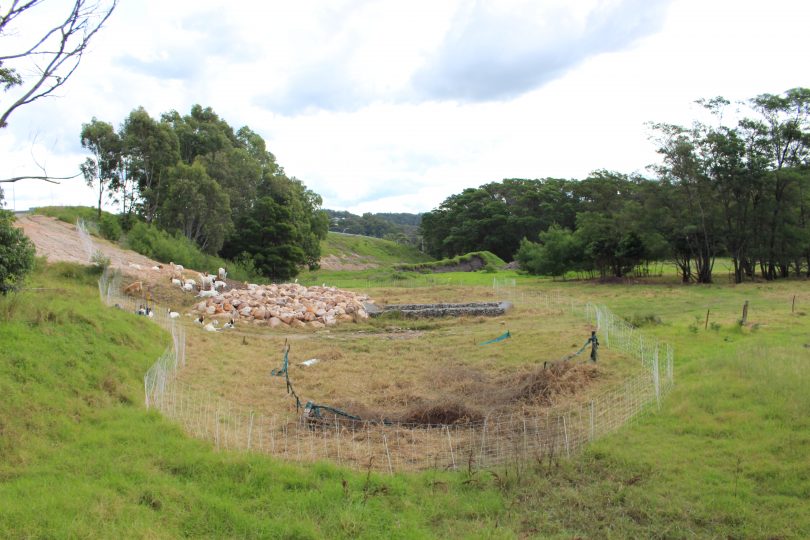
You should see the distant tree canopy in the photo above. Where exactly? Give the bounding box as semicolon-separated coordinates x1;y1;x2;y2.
80;104;327;280
325;209;422;247
421;88;810;283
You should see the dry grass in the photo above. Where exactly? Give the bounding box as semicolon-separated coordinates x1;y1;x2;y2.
178;285;634;426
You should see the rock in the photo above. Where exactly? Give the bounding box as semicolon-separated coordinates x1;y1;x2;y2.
290;319;306;328
269;317;282;328
309;320;325;329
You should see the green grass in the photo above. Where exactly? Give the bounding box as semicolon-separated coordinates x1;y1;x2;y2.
31;205;115;224
0;261;512;539
2;260;810;537
397;251;506;272
320;232;433;266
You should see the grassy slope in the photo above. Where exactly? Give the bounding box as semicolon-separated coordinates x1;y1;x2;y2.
397;251;506;272
2;260;809;537
320;232;432;265
31;205;116;224
0;262;509;539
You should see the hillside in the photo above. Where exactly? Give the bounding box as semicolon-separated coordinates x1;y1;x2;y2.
2;228;810;536
318;232;432;270
0;262;511;538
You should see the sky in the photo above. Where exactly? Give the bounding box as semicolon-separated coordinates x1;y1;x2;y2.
1;0;809;214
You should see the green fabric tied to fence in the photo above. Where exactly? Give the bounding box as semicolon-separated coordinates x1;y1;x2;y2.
271;348;289;376
479;330;511;345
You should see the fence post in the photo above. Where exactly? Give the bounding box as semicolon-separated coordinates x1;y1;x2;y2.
653;346;660;409
589;400;595;440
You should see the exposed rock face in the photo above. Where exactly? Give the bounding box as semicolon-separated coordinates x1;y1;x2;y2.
192;283;371;329
376;301;512;318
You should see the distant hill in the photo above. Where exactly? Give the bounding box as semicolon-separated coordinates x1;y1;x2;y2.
324;210;422;246
319;231;432;270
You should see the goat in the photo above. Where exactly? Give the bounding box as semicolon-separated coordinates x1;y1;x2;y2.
168;309;180;319
123;281;143;296
198;289;217;298
171;277;182;287
218;267;227;280
198;272;214;291
213;280;226;291
223;318;235;330
194;314;204;325
182;282;194;292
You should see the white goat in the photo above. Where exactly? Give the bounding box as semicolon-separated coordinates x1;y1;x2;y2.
198;272;214;291
198;289;217;298
182;282;194;292
213;280;226;291
171;278;182;287
218;267;227;280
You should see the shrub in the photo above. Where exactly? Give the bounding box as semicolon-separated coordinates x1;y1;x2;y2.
124;223;261;283
0;211;36;294
98;214;122;242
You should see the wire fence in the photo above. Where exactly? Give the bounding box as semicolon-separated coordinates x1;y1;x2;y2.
94;262;674;472
82;199;674;473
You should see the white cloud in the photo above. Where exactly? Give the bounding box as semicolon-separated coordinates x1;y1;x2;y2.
2;0;809;214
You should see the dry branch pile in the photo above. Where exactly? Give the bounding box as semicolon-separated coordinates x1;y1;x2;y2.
192;283;372;329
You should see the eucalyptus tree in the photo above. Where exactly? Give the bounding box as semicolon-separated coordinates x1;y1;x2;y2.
80;118;121;219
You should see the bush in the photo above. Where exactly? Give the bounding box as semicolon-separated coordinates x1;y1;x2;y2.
0;211;36;294
124;223;260;282
98;214;122;242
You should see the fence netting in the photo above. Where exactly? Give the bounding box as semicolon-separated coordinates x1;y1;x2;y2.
96;266;674;473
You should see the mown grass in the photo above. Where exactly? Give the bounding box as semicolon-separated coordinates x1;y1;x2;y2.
2;260;810;537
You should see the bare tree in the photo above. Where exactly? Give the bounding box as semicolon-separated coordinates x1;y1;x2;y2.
0;0;117;129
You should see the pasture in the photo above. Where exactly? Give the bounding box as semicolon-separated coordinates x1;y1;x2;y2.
2;257;809;537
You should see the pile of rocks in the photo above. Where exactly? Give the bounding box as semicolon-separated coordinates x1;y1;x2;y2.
192;283;371;329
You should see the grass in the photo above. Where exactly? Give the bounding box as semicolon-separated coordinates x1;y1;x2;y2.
2;258;810;537
320;232;433;268
31;205;115;225
179;287;633;424
397;251;506;272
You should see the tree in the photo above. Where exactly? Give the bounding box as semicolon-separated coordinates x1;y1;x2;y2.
158;161;232;254
80;118;121;219
120;107;179;223
0;210;35;294
1;0;117;128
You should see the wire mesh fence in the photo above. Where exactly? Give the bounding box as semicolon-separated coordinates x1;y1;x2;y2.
96;264;674;473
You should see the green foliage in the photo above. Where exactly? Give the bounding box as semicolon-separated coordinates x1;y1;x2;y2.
420;89;810;283
32;205;114;225
98;213;122;241
123;222;258;282
90;250;110;272
80;104;326;279
158;160;231;254
516;226;582;278
397;251;505;272
326;210;422;247
0;211;35;294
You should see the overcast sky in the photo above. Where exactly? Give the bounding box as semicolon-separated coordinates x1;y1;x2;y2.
2;0;809;213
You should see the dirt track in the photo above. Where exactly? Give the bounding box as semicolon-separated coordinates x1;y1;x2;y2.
15;214;165;278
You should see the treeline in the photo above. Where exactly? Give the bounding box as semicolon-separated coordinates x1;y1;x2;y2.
80;105;328;280
421;88;810;283
325;210;421;246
